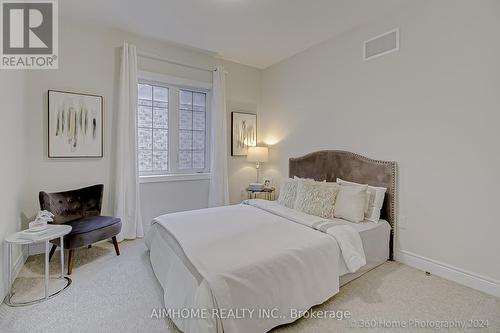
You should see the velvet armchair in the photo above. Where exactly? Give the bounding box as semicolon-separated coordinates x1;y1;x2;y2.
39;184;121;275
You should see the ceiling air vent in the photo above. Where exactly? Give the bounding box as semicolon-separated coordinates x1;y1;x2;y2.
364;28;399;60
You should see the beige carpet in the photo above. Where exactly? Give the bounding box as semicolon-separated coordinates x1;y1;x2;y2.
1;240;499;333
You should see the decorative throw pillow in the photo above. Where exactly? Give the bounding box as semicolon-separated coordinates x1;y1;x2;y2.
294;180;340;219
333;184;368;223
337;178;387;222
293;176;325;183
277;178;298;208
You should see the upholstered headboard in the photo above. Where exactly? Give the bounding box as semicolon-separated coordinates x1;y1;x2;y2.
289;150;397;260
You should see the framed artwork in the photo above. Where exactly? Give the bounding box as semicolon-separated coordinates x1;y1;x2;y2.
231;112;257;156
48;90;103;158
264;179;274;188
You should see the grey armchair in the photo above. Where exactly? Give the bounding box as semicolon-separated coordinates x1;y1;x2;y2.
39;184;121;275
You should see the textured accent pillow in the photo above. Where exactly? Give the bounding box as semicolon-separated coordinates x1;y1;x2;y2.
337;178;387;222
294;181;340;219
277;178;298;208
333;184;368;223
293;176;325;183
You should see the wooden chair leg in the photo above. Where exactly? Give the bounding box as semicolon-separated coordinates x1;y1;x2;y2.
112;236;120;256
67;249;74;275
48;244;57;261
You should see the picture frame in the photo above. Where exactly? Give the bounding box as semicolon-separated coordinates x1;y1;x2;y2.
48;90;103;158
231;111;257;156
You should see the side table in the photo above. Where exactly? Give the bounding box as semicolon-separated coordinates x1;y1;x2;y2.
246;187;276;200
4;224;72;306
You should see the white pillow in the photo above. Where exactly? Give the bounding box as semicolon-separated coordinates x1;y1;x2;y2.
333;184;368;223
277;178;298;208
294;181;340;219
337;178;387;222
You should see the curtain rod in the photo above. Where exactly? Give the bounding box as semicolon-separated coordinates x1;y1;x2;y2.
137;51;215;73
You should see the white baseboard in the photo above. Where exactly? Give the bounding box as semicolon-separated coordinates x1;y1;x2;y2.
396;249;500;298
2;246;28;301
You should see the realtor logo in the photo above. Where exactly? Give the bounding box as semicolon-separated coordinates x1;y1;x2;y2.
1;0;58;69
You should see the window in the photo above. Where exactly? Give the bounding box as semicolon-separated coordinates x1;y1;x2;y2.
137;75;210;178
138;84;169;175
179;90;207;169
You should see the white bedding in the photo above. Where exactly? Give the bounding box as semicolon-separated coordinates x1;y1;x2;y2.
243;199;366;272
146;200;373;333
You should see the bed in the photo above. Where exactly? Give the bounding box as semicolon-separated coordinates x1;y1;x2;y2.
146;150;397;333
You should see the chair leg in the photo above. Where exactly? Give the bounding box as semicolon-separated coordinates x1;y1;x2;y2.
67;249;74;275
112;236;120;256
48;244;57;261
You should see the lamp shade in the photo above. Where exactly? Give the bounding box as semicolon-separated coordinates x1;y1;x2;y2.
247;146;269;162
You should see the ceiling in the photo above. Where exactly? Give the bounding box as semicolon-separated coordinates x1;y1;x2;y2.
61;0;408;69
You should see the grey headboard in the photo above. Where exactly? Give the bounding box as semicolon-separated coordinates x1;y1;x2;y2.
289;150;397;260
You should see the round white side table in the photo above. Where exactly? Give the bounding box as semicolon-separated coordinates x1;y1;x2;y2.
4;224;72;306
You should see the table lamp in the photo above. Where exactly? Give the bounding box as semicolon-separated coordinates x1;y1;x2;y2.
247;146;269;185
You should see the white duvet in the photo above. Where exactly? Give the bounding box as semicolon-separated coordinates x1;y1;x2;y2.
148;200;365;333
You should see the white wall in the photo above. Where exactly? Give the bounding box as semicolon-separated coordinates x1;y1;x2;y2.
223;60;263;203
22;18;262;235
260;0;500;283
0;71;29;298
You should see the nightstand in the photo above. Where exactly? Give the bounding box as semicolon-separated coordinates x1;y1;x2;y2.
246;187;276;200
4;224;72;306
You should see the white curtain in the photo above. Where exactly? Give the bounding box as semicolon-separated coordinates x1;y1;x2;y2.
208;66;229;207
114;43;143;241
